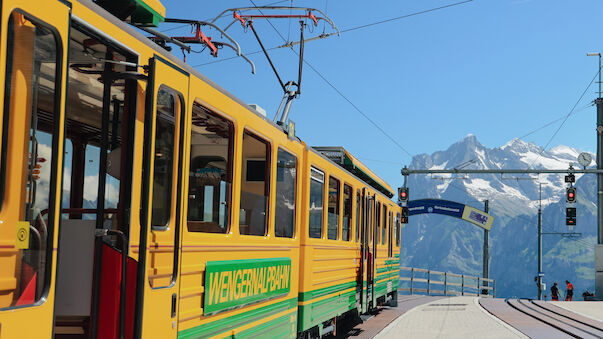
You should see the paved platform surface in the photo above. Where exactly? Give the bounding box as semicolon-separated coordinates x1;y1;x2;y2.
551;301;603;322
326;295;442;339
375;296;527;339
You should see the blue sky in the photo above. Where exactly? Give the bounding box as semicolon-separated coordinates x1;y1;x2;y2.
158;0;603;189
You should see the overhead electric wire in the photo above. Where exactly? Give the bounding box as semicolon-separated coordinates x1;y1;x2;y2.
518;103;593;141
528;68;601;169
158;0;291;33
338;0;474;35
302;59;415;159
193;0;476;68
247;0;416;159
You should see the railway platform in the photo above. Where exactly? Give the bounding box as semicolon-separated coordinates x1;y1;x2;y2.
330;295;603;338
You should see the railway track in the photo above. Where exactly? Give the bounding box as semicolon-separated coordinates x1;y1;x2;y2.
505;299;603;338
479;298;603;338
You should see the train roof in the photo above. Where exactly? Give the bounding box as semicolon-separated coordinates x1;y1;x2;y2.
79;0;396;200
312;147;395;198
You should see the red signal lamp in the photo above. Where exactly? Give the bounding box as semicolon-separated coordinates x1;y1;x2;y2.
566;187;577;203
398;187;409;203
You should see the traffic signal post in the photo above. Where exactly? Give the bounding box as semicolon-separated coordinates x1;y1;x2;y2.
401;167;585;300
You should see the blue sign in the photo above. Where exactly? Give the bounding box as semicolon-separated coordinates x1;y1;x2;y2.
405;199;494;230
407;199;465;218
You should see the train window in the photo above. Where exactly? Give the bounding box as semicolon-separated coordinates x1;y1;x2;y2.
0;12;60;308
150;86;181;229
382;205;387;245
83;145;120;212
309;167;324;239
61;139;73;210
388;211;393;256
342;184;352;241
239;131;270;236
275;148;296;238
376;202;381;244
186;104;233;233
355;190;360;242
368;199;372;243
395;212;401;246
327;177;340;240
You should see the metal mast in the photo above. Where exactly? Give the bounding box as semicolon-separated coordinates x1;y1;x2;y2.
482;200;490;295
537;183;543;300
589;52;603;299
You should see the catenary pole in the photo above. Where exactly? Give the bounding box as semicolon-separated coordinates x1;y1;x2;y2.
596;54;603;300
482;200;489;295
537;183;543;300
597;54;603;246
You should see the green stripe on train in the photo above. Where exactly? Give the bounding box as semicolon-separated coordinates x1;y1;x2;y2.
178;298;296;339
298;290;357;331
298;281;357;302
236;312;296;339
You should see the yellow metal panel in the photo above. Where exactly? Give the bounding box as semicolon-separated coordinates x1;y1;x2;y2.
0;0;69;338
176;75;303;336
139;56;189;339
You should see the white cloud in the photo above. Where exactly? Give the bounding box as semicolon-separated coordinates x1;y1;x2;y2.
83;174;120;205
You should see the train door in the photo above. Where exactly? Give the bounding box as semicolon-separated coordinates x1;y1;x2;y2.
136;56;188;339
0;1;69;338
370;197;378;308
361;191;376;311
50;19;139;339
358;189;366;313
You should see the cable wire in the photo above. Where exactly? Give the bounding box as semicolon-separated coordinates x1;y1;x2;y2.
247;0;416;159
518;103;593;141
193;0;476;69
158;0;291;33
339;0;474;35
528;68;601;169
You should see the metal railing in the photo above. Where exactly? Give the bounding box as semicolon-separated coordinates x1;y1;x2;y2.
398;266;495;298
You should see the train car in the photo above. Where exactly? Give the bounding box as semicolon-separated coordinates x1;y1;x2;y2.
0;0;401;338
297;147;400;337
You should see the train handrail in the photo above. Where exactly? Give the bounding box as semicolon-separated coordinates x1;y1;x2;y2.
399;266;495;298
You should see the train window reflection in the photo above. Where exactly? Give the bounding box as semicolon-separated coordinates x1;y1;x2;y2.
356;190;360;242
239;131;270;236
382;205;387;245
327;177;340;240
395;212;401;247
151;86;180;229
275;148;296;238
0;12;59;308
187;104;233;233
342;184;352;241
309;167;324;239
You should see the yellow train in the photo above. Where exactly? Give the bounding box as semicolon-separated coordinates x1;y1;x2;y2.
0;0;401;338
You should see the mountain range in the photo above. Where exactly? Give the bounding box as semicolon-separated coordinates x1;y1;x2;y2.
402;134;597;298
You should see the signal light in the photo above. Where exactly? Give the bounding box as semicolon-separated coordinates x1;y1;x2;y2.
398;187;409;203
566;187;577;203
401;207;409;224
566;207;577;226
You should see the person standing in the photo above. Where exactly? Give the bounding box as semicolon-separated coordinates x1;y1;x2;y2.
551;282;559;301
565;280;574;301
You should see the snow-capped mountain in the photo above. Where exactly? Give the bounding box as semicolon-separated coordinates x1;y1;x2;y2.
402;134;597;298
411;134;586;215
